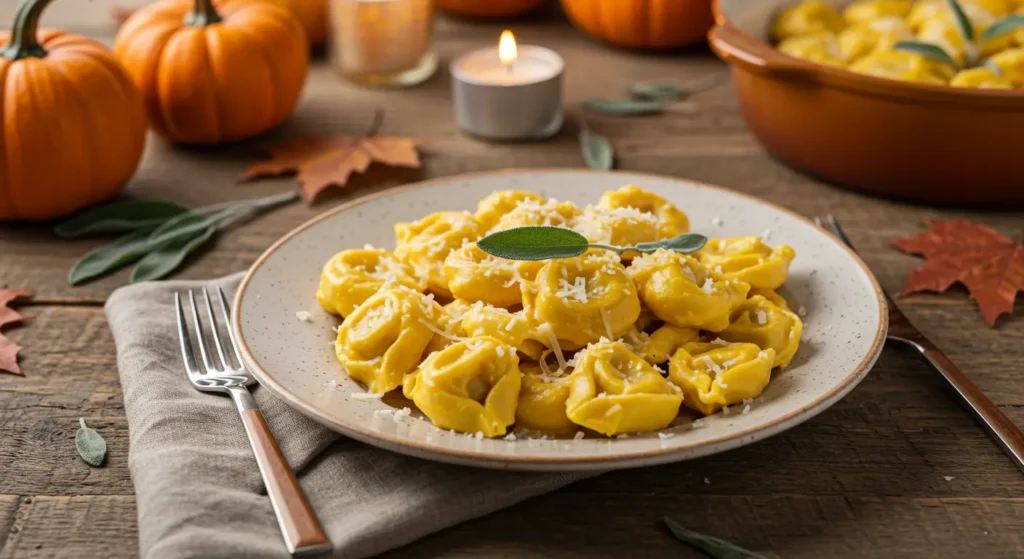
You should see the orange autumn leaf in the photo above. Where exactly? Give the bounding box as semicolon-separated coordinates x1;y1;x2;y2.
0;290;32;375
240;135;422;202
892;220;1024;327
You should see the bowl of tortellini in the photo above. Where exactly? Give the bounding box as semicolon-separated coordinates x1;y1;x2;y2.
709;0;1024;206
319;185;803;440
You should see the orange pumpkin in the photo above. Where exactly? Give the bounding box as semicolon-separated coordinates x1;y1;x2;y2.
0;0;147;221
114;0;309;144
560;0;715;50
436;0;548;18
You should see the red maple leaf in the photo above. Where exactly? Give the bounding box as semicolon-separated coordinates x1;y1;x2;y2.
892;220;1024;327
239;111;421;202
0;290;32;375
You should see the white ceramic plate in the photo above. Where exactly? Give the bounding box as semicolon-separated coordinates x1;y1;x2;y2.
233;170;887;471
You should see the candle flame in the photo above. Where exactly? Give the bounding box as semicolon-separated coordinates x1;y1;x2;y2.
499;30;517;66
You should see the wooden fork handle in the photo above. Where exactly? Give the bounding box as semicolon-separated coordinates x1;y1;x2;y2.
921;348;1024;473
237;402;331;555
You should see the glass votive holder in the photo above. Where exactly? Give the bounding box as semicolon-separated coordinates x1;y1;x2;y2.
329;0;437;87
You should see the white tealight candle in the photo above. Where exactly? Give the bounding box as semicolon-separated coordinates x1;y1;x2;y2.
451;31;565;141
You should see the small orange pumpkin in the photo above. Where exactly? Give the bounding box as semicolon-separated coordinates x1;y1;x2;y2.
436;0;548;18
0;0;147;221
114;0;309;144
561;0;715;50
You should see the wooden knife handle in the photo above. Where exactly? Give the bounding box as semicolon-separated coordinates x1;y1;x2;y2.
922;348;1024;474
239;407;332;556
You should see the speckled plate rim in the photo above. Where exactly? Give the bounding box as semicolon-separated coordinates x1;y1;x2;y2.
232;169;888;471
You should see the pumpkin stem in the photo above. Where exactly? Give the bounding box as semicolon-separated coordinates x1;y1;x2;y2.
1;0;54;61
185;0;222;26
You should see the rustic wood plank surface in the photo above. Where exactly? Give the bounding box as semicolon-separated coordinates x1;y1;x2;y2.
1;4;1023;558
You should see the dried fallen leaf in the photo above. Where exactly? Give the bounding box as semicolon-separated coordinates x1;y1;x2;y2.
892;220;1024;327
240;111;422;202
0;290;32;375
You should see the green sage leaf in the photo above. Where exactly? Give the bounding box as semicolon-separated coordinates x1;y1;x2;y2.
130;225;217;283
664;517;764;559
55;200;190;239
892;41;959;67
627;82;688;102
634;233;708;254
579;129;614;170
477;226;590;261
67;212;216;286
981;14;1024;43
946;0;974;42
76;418;107;467
983;58;1006;77
581;98;665;116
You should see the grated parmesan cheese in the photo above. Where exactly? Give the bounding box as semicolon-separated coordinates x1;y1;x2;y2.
761;229;772;241
604;404;623;417
658;432;675;440
797;306;807;317
295;310;313;323
504;432;517;441
374;409;394;418
474;431;484;440
711;216;724;227
417;318;465;342
701;277;715;294
574;431;585;440
756;310;768;325
351;392;384;400
393;407;412;422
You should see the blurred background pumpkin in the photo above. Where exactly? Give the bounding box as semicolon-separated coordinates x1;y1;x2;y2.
436;0;549;19
114;0;309;144
561;0;715;50
0;0;147;221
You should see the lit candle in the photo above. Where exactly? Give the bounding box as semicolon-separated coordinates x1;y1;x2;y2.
451;31;565;141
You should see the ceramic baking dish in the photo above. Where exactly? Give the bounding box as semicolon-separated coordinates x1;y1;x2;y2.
709;0;1024;206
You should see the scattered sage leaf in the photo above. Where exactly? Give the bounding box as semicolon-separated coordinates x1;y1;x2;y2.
581;98;665;116
130;225;217;283
76;418;107;467
627;82;688;102
981;14;1024;43
892;41;959;67
477;226;591;261
983;58;1005;77
664;517;764;559
946;0;974;42
579;129;614;170
633;233;708;254
55;200;190;239
67;212;217;286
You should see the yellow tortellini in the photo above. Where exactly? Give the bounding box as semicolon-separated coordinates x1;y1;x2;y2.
779;32;846;66
986;47;1024;83
699;236;796;290
837;17;913;61
749;287;791;311
422;299;472;355
403;337;521;437
443;244;540;308
597;184;690;238
669;342;775;416
460;303;546;360
847;50;948;82
720;296;803;369
316;248;423;317
950;65;1014;86
917;16;1013;63
844;0;914;24
628;249;749;332
565;341;683;436
515;364;574;434
475;190;546;232
635;324;701;365
572;204;660;255
336;286;444;394
490;198;580;232
523;254;641;350
394;211;481;298
773;0;846;41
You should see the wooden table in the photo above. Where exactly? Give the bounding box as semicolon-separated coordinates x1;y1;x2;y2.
2;6;1023;558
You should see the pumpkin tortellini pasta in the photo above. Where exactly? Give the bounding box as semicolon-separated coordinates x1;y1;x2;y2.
320;185;802;438
566;341;683;436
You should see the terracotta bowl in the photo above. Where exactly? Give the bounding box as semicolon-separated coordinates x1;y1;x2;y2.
709;0;1024;206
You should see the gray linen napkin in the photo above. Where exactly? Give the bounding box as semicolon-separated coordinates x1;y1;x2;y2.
105;274;593;558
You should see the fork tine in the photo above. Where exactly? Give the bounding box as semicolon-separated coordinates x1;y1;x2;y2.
202;288;230;370
826;214;855;247
188;290;218;373
216;286;246;368
174;293;203;378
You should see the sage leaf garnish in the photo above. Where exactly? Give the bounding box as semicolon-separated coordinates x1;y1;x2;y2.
582;98;666;116
477;226;708;261
983;58;1005;77
981;14;1024;43
892;41;959;67
579;128;614;170
130;225;217;283
664;517;764;559
76;418;107;467
627;82;688;102
946;0;974;42
55;200;191;239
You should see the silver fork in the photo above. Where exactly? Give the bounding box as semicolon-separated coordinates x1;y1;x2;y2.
816;214;1024;473
175;287;331;555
